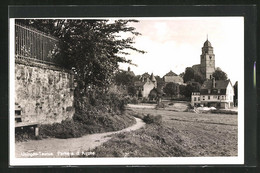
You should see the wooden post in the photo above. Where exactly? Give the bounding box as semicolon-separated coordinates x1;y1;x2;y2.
35;126;39;136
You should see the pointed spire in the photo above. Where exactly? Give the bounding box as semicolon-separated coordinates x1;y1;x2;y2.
150;73;156;82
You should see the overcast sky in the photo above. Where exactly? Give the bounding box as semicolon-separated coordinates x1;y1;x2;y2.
119;17;244;85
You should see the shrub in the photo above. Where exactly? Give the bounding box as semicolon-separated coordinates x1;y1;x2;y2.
143;114;162;125
211;109;237;115
130;112;145;119
141;97;149;103
129;97;139;104
156;102;165;109
37;85;136;140
15;127;41;142
40;120;84;139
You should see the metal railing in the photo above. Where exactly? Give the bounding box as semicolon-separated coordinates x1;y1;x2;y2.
15;22;60;65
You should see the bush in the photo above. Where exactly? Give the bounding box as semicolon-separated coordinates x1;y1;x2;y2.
15;127;42;142
40;120;84;139
143;114;162;125
156;102;165;109
128;97;139;104
130;112;145;120
141;97;149;103
211;109;237;115
37;85;136;139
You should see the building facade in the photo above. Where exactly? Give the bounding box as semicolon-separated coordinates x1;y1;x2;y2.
191;78;234;109
135;73;157;98
163;70;184;84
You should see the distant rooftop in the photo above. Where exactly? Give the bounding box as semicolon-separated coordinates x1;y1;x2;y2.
164;70;177;76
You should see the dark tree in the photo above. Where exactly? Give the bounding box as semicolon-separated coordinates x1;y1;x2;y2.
18;19;145;89
114;70;135;86
180;82;201;98
179;72;185;78
114;70;137;96
233;81;238;106
194;74;205;84
212;68;228;80
148;89;158;101
183;67;195;83
163;82;179;99
127;85;137;97
179;85;186;97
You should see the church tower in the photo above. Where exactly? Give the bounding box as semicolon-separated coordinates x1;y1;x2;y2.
200;37;215;79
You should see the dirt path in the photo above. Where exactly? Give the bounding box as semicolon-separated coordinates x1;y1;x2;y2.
15;117;145;158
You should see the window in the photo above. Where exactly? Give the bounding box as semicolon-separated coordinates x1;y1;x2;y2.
203;96;205;101
194;97;196;101
208;96;210;100
198;97;200;101
218;96;220;100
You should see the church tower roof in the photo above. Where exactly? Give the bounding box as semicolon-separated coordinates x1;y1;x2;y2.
203;35;212;47
203;40;212;47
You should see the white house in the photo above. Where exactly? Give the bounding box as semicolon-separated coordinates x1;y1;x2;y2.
135;73;157;98
191;78;234;109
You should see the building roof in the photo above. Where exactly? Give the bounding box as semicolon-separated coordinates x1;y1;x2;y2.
203;40;212;47
164;70;177;76
200;79;231;95
150;73;156;82
201;79;230;90
141;72;150;78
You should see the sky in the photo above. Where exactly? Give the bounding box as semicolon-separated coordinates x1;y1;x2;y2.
118;17;244;85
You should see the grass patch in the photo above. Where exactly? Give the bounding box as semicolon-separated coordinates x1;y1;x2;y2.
91;124;190;157
89;108;238;157
15;127;42;142
210;109;237;115
39;112;136;139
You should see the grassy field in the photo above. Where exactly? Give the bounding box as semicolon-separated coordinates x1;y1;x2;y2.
91;107;237;157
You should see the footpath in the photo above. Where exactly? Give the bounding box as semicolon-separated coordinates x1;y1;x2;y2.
15;117;145;158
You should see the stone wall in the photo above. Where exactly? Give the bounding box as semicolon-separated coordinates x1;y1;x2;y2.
15;59;75;124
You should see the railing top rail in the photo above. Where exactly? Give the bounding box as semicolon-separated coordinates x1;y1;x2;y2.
15;23;59;42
